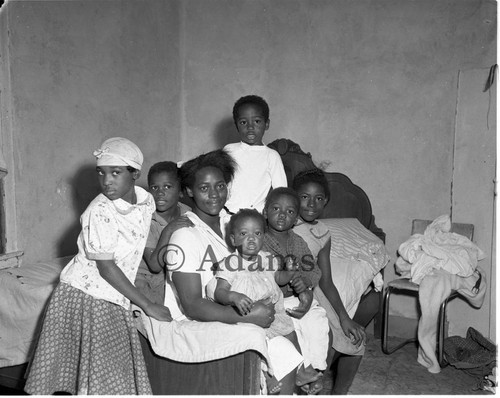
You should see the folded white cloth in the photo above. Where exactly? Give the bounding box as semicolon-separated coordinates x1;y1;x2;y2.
137;310;270;364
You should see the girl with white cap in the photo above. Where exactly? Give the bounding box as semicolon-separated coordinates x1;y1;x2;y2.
25;137;172;395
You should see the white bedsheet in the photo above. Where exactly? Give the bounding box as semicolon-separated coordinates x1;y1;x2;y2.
0;257;70;368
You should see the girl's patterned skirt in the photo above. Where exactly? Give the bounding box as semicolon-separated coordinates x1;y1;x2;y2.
24;282;152;395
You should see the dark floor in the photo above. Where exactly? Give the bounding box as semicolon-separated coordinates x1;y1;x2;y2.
321;334;495;395
1;334;495;395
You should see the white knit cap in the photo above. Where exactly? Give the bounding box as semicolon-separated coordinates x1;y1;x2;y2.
93;137;144;170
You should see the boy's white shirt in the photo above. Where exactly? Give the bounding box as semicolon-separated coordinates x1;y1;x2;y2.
223;141;287;213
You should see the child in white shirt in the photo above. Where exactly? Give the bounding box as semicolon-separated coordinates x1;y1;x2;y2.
224;95;287;213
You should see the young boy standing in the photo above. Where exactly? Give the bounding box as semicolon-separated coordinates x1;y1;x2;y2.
224;95;287;214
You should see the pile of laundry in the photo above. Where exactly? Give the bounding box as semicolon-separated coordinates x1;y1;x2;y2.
394;214;486;374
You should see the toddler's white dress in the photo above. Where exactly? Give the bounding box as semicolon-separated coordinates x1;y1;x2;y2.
216;250;294;339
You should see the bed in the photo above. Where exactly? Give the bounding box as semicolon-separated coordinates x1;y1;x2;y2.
0;256;71;389
0;138;388;395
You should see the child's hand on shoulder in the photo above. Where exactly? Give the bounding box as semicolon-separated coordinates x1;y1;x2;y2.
229;292;254;316
144;302;173;322
157;216;194;247
164;215;194;236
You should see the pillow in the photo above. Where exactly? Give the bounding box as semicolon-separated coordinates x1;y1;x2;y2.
321;218;390;275
320;218;391;315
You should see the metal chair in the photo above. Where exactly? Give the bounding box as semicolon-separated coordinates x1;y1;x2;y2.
381;219;474;366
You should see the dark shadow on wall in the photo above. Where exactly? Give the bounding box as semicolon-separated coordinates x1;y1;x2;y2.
213;116;238;148
56;163;101;257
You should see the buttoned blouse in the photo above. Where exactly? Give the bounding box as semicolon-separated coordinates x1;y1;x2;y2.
60;186;155;309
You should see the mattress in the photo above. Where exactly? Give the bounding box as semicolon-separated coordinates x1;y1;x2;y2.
0;257;71;368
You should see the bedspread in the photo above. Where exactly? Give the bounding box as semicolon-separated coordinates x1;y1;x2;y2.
0;257;70;368
321;218;390;311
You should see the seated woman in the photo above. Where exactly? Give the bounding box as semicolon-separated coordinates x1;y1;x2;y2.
137;149;303;395
292;168;369;395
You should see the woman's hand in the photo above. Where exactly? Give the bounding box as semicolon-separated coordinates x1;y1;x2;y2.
286;289;313;319
144;302;173;322
340;316;366;347
246;300;275;328
229;292;254;316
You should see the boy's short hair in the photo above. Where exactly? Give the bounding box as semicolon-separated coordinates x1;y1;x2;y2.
292;168;331;201
179;149;236;191
147;161;180;185
232;95;270;124
264;187;300;212
228;208;266;235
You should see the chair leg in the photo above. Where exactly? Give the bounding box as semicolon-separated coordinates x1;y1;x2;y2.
381;286;391;354
437;291;458;367
382;286;417;355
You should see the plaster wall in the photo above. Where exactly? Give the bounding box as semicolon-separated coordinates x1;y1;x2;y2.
178;0;496;338
2;0;181;258
0;0;496;338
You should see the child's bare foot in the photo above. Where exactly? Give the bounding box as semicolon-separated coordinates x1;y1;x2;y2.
295;363;321;388
265;373;282;395
300;372;324;395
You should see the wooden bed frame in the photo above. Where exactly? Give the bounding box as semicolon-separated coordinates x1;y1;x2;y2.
268;138;385;242
0;138;386;395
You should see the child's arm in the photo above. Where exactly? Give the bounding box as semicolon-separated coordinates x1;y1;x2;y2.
148;216;193;273
142;246;156;270
96;259;172;322
285;289;313;319
269;150;287;189
287;242;321;294
274;257;298;286
172;272;274;327
214;278;254;316
274;270;294;286
298;250;322;289
317;237;366;347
